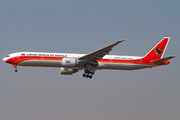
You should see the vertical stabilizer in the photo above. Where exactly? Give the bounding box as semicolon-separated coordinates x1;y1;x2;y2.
143;37;170;61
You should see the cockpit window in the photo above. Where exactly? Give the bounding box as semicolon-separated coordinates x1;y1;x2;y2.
6;55;10;57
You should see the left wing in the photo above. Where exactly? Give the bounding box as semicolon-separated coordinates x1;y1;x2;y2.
78;40;125;61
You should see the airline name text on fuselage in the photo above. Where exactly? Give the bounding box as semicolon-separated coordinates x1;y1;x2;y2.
114;57;133;60
26;53;67;57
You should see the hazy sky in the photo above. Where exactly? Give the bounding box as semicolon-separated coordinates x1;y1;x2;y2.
0;1;180;120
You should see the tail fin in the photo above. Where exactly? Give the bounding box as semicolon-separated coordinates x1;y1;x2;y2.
143;37;170;61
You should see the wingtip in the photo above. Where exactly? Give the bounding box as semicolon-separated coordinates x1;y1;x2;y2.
118;40;125;42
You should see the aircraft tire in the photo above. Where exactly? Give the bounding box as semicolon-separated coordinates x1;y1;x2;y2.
86;74;89;78
90;71;94;75
89;75;92;79
83;74;86;77
14;69;18;72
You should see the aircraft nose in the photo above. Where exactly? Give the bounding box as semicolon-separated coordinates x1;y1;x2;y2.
3;57;8;62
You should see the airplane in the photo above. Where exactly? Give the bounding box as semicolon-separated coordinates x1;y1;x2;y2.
3;37;175;79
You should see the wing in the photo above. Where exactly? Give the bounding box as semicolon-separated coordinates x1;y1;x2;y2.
78;40;125;61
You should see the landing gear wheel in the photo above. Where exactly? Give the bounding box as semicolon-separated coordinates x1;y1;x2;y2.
90;71;95;75
82;69;95;79
14;69;18;72
89;75;92;79
84;69;88;73
86;74;89;78
83;74;86;77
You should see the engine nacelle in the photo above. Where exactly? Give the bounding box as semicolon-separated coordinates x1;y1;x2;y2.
60;67;78;75
62;58;78;68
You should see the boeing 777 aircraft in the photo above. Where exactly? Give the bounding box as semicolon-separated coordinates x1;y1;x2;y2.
3;37;175;79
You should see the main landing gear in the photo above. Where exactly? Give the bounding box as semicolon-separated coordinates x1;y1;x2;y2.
82;69;95;79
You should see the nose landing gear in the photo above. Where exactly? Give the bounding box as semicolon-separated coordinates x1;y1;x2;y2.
13;65;18;72
14;68;18;72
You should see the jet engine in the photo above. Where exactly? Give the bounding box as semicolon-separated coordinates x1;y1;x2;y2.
60;67;78;75
61;58;78;68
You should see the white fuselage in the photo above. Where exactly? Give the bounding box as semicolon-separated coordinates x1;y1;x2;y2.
3;52;155;70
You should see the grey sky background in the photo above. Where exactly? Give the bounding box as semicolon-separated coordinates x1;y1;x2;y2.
0;0;180;120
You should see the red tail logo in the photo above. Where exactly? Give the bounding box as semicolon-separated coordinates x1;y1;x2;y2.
144;37;170;61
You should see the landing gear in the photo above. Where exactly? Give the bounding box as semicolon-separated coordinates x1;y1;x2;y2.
82;74;93;79
82;63;97;79
14;66;18;72
82;69;95;79
14;69;18;72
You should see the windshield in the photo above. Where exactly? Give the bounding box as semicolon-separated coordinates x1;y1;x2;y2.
5;55;10;57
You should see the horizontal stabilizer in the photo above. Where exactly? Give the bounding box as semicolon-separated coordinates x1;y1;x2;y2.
151;56;176;63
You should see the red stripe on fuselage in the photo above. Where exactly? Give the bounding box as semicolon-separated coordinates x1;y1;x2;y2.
6;56;63;65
